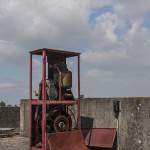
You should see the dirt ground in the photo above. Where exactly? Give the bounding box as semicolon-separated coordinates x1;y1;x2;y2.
0;136;94;150
0;136;29;150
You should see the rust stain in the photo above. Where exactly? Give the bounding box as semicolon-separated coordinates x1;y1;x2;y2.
48;130;87;150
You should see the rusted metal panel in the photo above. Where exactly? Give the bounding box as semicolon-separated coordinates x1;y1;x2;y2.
82;128;116;148
30;48;80;57
47;130;87;150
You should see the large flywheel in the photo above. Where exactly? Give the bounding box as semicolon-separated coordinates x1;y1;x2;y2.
47;110;72;133
53;114;70;132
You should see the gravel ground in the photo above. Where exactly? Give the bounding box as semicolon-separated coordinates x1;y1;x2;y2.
0;136;29;150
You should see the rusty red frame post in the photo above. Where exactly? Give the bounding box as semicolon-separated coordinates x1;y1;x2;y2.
77;55;81;128
42;49;47;150
29;52;32;148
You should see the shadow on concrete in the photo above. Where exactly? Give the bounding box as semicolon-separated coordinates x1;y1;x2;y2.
81;116;94;128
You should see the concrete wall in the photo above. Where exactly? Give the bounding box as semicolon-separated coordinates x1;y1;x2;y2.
80;98;117;128
20;99;29;136
119;97;150;150
20;97;150;150
0;106;20;128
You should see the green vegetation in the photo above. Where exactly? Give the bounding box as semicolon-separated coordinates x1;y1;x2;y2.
0;101;18;107
0;101;6;107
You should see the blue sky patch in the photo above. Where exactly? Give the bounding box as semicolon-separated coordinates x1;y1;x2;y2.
115;20;132;39
143;11;150;29
89;5;114;26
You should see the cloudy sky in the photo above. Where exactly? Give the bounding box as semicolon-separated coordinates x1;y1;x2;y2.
0;0;150;105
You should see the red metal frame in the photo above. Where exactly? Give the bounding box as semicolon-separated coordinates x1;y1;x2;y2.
42;49;46;150
31;99;77;105
77;55;80;127
29;48;81;150
29;52;32;147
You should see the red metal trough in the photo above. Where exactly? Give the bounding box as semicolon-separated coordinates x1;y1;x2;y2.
82;128;116;148
47;130;87;150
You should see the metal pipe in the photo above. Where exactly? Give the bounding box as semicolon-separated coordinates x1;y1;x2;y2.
77;55;81;128
29;52;32;148
42;49;47;150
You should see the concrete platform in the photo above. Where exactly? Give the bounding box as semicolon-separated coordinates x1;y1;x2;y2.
0;128;16;138
0;135;29;150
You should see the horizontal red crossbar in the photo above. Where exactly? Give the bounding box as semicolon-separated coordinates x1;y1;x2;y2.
30;99;78;105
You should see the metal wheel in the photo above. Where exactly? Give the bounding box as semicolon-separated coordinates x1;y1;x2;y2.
53;115;70;132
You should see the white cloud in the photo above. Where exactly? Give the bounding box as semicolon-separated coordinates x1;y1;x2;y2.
0;0;150;103
0;80;24;90
124;20;150;62
82;49;128;64
0;82;17;89
114;0;150;19
96;13;118;42
87;68;113;78
0;0;113;49
0;40;24;65
87;12;120;50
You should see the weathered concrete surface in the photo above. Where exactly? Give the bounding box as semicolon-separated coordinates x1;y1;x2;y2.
80;98;117;128
0;136;29;150
119;97;150;150
20;97;150;150
20;99;29;136
0;107;20;128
